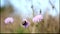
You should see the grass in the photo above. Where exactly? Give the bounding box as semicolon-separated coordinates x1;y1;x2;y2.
1;6;59;33
16;26;30;33
17;27;24;33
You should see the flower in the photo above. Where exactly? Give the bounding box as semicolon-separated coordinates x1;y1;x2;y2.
4;17;14;24
22;19;30;28
32;14;43;23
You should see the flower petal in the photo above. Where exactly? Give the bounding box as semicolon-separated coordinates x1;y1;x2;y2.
32;14;43;23
4;17;14;24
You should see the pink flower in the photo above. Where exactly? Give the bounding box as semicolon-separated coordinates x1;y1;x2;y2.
4;17;14;24
33;14;43;23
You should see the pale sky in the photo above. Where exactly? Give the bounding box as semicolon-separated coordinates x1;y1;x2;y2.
0;0;59;18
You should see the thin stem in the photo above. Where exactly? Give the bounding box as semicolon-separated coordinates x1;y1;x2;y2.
31;5;36;33
32;24;36;33
49;0;58;16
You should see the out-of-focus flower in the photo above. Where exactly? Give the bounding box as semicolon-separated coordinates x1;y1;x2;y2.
4;17;14;24
32;14;43;23
22;19;30;28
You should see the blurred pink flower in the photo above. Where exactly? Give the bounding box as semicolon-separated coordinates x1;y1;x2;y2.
22;19;30;28
4;17;14;24
33;14;43;23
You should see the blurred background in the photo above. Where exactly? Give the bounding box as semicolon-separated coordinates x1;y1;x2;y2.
0;0;59;33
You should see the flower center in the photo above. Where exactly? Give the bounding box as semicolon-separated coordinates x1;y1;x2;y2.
22;21;28;27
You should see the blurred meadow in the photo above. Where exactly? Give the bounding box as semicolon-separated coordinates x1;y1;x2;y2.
0;0;59;33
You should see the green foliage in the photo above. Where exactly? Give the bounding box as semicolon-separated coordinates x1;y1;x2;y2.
17;27;24;33
0;7;5;13
16;26;30;33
